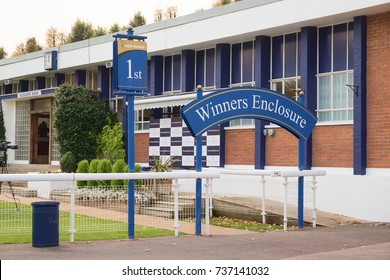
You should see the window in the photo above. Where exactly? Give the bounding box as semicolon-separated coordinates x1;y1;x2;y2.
15;101;30;161
317;23;354;122
270;32;301;100
231;41;254;86
65;73;75;85
87;69;99;90
196;48;216;89
46;77;55;88
163;55;181;93
135;109;151;131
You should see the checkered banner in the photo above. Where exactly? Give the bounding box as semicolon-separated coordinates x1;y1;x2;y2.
149;118;221;167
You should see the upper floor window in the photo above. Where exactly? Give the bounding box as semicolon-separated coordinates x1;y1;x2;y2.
65;73;75;85
231;41;254;86
164;54;181;93
196;48;215;89
46;76;55;88
317;22;354;122
271;32;301;100
87;69;99;91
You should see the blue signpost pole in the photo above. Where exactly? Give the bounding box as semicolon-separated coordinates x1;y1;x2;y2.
112;28;147;239
195;85;203;235
298;92;305;228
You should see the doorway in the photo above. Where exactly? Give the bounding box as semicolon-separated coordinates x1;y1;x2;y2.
31;113;51;164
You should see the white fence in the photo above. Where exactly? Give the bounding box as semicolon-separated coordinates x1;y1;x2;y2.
0;171;219;242
0;169;326;243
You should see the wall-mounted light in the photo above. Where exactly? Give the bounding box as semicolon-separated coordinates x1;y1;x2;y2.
263;128;275;137
105;61;113;68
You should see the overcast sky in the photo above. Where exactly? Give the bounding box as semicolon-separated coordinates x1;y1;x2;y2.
0;0;216;55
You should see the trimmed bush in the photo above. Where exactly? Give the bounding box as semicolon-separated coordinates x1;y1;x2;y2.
97;159;112;187
76;160;89;187
60;151;77;173
111;159;127;188
87;159;99;188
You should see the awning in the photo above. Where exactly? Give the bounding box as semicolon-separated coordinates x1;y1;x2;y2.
134;92;197;110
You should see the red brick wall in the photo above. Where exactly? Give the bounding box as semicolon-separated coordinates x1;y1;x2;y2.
312;125;353;167
265;128;298;166
135;133;149;163
367;12;390;168
225;129;255;165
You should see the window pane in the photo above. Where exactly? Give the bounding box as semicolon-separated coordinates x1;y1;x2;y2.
272;81;283;93
164;56;172;92
272;36;283;79
333;73;346;109
242;41;253;83
230;119;241;126
196;50;205;87
205;48;215;87
284;33;297;77
333;110;346;121
284;79;297;100
319;76;331;109
333;23;347;71
318;112;331;122
319;26;332;73
172;55;181;91
241;119;254;126
347;72;354;108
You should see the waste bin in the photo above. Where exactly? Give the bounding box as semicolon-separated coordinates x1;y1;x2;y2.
31;201;60;247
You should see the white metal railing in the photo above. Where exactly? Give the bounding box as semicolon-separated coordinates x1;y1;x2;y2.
209;168;326;230
0;171;219;241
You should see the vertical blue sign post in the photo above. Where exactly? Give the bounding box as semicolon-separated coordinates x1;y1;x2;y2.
113;28;147;239
195;86;203;235
298;92;305;228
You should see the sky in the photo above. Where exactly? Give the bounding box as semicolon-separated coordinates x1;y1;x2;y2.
0;0;216;55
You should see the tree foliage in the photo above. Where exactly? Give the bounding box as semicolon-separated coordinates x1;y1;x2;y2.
0;47;7;59
46;27;67;48
212;0;241;8
130;11;147;28
12;37;42;57
154;6;178;22
96;122;125;163
67;19;95;43
53;84;115;163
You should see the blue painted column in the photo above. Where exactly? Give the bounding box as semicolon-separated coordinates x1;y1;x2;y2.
98;66;110;100
298;93;305;228
353;16;367;175
181;50;195;93
195;86;203;235
254;35;271;169
75;70;86;86
127;95;135;238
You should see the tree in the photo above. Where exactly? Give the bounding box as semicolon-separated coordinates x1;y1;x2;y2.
164;6;177;19
53;84;115;163
212;0;240;7
12;43;26;57
109;23;122;34
25;37;42;53
154;8;163;22
130;11;146;28
94;26;107;37
0;47;7;59
153;6;177;22
67;19;94;43
46;27;67;48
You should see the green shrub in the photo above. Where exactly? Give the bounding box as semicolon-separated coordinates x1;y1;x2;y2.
97;159;112;187
87;159;99;188
76;160;89;187
96;123;125;163
111;159;127;188
60;151;77;173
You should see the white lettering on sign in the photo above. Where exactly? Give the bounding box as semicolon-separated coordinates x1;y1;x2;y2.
127;60;143;80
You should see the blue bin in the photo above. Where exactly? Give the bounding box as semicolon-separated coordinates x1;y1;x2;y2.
31;201;60;247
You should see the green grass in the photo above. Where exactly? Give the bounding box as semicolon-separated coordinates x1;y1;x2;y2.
209;216;283;232
0;200;177;244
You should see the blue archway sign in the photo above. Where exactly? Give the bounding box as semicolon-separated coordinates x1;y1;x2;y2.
180;87;317;233
181;87;317;140
113;29;147;239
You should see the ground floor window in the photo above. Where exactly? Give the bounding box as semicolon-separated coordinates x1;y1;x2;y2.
15;101;30;161
135;109;151;131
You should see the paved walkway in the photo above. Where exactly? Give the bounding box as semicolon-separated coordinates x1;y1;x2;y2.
1;223;390;260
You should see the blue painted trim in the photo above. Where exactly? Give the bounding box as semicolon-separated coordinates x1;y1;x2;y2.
181;50;195;93
216;44;230;88
299;26;317;170
98;66;110;100
150;56;164;96
254;35;270;169
353;16;367;175
35;77;46;90
75;70;86;86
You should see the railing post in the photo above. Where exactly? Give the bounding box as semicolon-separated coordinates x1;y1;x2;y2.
261;175;267;224
68;180;76;242
173;178;180;237
204;178;210;236
311;176;318;228
283;176;289;231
